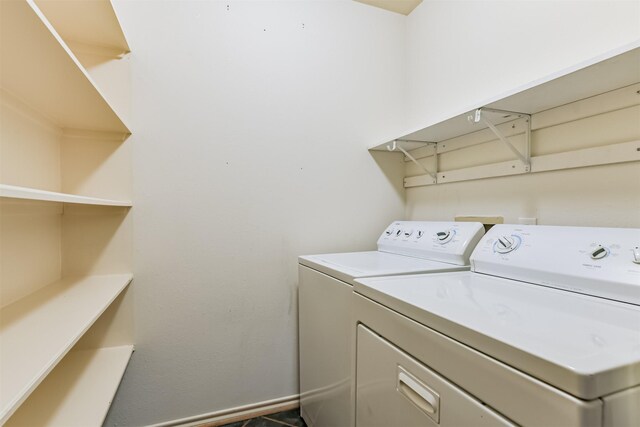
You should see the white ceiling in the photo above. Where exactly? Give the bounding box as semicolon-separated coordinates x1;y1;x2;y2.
354;0;423;16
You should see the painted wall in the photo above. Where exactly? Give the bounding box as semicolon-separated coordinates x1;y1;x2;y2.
404;0;640;226
106;1;406;425
105;0;640;425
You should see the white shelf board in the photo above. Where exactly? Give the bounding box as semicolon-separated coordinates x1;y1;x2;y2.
371;41;640;150
0;274;133;424
34;0;130;56
5;345;133;427
0;184;132;207
0;0;130;133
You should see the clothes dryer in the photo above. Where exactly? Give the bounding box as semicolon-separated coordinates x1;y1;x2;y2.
298;221;485;427
354;224;640;426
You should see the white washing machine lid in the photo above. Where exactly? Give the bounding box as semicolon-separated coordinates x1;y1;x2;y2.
354;271;640;400
299;251;468;286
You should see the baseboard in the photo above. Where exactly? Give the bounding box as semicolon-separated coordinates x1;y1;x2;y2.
147;394;300;427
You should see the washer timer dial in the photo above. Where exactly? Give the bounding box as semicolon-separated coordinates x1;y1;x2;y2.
435;230;455;244
494;235;521;254
590;245;610;260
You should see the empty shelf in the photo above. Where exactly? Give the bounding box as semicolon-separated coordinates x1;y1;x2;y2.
0;184;132;207
0;0;130;133
0;274;133;424
371;42;640;149
34;0;130;56
5;346;134;427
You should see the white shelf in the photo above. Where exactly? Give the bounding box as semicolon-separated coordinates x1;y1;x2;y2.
0;274;133;424
371;41;640;149
0;184;132;207
0;0;130;134
5;345;134;427
34;0;130;56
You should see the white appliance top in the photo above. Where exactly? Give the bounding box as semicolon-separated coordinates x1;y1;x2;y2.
472;224;640;305
299;221;485;285
354;224;640;399
355;271;640;399
299;251;468;286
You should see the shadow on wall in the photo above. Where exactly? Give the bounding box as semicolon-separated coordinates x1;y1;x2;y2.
369;150;405;202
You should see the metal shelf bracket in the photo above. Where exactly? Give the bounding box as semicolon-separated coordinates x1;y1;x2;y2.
387;140;438;181
468;108;531;171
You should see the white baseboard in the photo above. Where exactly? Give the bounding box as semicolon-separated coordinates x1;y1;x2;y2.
147;394;300;427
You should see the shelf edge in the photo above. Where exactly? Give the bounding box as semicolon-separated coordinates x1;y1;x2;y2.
0;184;132;207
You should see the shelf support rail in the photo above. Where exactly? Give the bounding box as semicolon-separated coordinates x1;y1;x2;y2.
469;108;531;171
387;140;438;181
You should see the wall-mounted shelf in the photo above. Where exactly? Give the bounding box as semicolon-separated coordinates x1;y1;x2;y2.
0;184;132;207
0;0;130;134
1;0;134;424
34;0;130;58
0;274;132;424
5;345;134;427
371;41;640;187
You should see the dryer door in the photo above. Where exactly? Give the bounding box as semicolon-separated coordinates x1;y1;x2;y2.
356;325;514;427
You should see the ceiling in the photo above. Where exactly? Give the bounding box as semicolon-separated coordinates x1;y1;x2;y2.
354;0;423;16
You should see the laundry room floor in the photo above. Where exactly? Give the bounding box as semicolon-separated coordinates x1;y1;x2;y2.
217;409;306;427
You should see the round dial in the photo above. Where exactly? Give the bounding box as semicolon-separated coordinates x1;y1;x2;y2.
403;229;414;238
590;245;609;260
435;229;454;244
634;246;640;264
384;228;394;236
395;229;403;238
494;235;520;254
416;230;425;239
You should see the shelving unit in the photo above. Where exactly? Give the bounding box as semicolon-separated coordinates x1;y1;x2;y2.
0;0;134;424
0;275;132;424
0;184;132;207
5;346;134;427
372;41;640;187
1;0;130;134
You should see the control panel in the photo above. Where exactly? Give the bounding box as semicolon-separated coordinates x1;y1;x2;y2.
471;224;640;305
377;221;485;266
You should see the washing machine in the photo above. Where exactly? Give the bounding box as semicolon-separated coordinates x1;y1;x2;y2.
298;221;485;427
353;224;640;426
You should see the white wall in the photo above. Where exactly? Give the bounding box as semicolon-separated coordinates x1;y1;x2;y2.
106;1;406;425
105;1;640;425
404;0;640;226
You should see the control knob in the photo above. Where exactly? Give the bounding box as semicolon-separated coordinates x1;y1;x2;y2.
633;246;640;264
435;230;454;244
385;228;394;236
590;245;609;260
495;235;518;254
403;229;413;238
